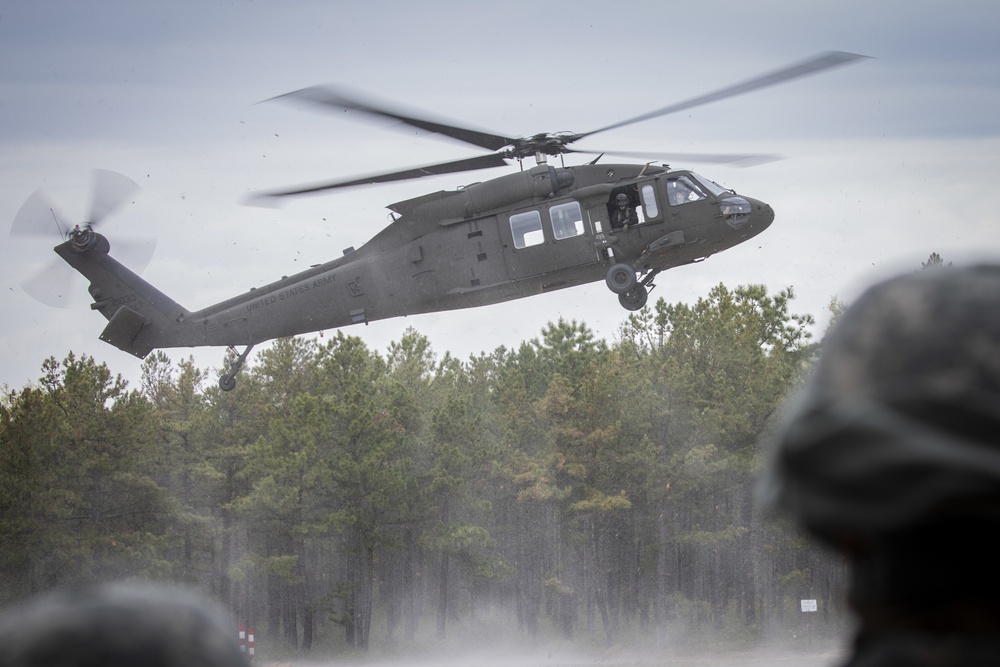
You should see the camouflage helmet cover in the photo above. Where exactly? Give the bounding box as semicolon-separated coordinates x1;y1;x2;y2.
761;265;1000;546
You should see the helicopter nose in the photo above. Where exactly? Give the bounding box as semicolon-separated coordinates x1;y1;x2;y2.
745;198;774;231
758;201;774;229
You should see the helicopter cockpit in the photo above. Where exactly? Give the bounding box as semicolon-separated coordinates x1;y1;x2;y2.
667;172;753;230
666;174;708;206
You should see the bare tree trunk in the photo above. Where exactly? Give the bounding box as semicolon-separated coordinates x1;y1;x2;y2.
220;508;232;609
437;550;450;639
266;572;281;641
405;528;418;641
588;517;614;647
356;544;374;650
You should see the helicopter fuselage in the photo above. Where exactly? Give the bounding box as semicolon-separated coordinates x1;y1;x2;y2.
56;162;773;364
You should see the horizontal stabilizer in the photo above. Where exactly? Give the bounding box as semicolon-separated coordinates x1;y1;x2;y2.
99;305;154;358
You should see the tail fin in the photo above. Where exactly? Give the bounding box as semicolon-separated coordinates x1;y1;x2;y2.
55;233;192;358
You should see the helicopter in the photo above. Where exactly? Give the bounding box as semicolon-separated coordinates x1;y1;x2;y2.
11;51;867;391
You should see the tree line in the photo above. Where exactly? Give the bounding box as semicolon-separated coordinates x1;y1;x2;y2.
0;283;848;656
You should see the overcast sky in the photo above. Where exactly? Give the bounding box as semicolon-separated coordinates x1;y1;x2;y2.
2;0;999;390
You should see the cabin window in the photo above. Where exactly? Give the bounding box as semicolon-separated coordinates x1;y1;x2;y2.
510;210;544;249
641;184;659;219
665;176;707;206
550;201;583;240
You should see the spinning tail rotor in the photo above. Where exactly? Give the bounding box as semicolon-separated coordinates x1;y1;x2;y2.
10;170;156;308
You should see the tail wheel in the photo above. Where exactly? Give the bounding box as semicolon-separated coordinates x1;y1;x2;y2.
619;286;648;311
219;345;255;392
606;263;637;294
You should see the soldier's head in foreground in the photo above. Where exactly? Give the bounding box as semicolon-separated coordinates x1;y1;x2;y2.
762;265;1000;662
0;583;247;667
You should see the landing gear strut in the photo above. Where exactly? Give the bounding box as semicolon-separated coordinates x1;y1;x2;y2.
219;344;255;392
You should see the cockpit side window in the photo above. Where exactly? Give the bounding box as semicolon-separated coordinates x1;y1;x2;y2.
641;183;659;219
665;176;707;206
550;201;583;240
510;210;544;249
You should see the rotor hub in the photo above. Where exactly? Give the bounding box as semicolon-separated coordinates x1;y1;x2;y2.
69;224;99;252
505;132;579;160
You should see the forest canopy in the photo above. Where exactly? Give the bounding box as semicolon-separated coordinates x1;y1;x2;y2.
0;284;848;655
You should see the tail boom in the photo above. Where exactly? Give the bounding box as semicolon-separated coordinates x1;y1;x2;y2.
55;234;194;358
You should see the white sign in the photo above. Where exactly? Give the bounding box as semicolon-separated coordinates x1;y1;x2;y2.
801;599;818;612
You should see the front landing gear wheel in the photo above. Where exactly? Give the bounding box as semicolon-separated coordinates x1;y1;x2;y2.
606;263;637;294
219;374;237;392
619;286;649;311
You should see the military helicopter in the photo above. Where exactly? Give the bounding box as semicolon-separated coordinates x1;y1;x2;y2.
11;51;866;391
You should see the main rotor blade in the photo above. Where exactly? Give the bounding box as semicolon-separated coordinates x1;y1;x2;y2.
268;85;517;153
90;169;140;226
568;147;782;167
251;153;511;200
10;189;69;238
577;51;871;140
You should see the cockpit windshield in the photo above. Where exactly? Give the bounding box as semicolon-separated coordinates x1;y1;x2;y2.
691;173;731;197
665;175;706;205
664;172;736;206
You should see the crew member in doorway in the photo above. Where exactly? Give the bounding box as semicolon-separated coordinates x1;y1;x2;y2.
610;193;638;231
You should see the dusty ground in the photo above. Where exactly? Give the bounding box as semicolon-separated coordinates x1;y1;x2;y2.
254;646;846;667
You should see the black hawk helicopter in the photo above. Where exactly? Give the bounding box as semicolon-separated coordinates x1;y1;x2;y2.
11;52;867;390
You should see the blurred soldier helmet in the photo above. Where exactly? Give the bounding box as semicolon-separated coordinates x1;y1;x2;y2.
0;583;248;667
763;265;1000;547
